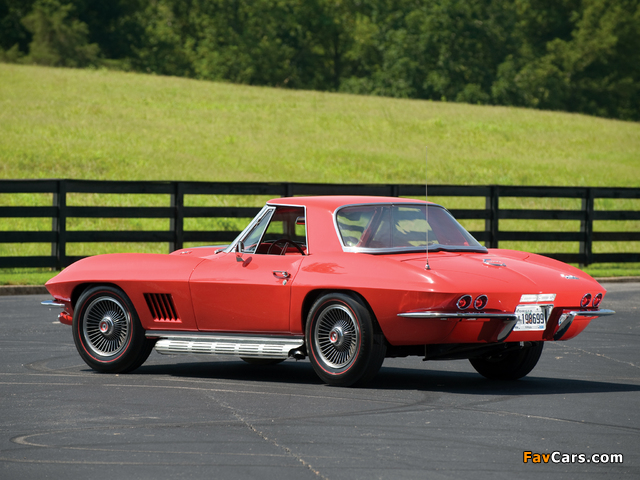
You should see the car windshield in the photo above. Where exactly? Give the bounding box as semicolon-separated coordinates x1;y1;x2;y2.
336;204;486;253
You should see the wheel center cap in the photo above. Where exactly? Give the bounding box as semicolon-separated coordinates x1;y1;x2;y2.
99;316;114;335
329;326;344;346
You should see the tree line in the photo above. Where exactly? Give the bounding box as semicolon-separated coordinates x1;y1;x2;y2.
1;0;639;121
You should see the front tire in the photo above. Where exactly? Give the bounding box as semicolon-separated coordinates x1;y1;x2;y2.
469;342;544;380
72;285;154;373
305;293;386;387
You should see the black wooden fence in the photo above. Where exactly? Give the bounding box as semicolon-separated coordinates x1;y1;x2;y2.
1;179;639;269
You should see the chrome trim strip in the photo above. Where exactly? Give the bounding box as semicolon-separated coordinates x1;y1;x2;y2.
148;332;305;359
397;312;517;320
570;309;615;317
146;331;305;341
41;300;65;308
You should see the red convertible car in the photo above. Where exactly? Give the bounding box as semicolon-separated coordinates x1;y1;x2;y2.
43;196;614;386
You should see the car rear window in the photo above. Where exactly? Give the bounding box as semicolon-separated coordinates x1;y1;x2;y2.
336;204;484;252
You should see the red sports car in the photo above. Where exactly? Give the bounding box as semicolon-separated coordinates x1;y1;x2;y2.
43;196;614;386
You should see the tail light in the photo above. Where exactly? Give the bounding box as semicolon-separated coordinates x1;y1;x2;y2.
580;293;592;308
474;295;488;310
457;295;472;310
593;293;603;307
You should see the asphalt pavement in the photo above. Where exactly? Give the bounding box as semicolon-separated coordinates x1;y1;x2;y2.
1;283;638;479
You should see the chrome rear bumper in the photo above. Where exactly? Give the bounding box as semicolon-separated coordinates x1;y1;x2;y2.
554;309;615;340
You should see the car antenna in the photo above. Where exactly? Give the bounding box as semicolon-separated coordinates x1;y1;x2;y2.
425;146;431;270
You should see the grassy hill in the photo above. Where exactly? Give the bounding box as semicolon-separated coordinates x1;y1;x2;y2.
2;63;639;186
1;63;639;283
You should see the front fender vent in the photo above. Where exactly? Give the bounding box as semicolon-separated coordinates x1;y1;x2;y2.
144;293;181;322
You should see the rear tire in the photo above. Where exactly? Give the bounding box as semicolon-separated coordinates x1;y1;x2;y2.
72;285;154;373
305;293;386;387
469;342;544;380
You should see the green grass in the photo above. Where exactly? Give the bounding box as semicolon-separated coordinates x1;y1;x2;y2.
1;63;639;284
581;264;640;279
0;269;58;286
2;64;639;185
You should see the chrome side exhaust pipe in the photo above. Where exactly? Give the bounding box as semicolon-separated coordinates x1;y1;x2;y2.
289;349;306;360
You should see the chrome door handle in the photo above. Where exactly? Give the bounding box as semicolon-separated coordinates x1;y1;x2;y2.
272;270;291;279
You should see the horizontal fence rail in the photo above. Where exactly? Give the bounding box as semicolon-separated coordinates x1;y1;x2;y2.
1;180;639;269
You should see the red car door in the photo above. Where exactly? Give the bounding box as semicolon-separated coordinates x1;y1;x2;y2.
189;252;304;333
190;204;307;334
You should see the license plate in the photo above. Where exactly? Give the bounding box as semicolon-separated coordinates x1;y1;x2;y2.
514;305;548;331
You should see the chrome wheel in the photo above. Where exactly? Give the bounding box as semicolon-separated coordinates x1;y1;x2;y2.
306;293;386;386
313;304;360;369
73;286;155;373
82;296;131;357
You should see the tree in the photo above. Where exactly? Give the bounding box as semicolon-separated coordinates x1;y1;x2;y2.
21;0;99;67
492;0;640;120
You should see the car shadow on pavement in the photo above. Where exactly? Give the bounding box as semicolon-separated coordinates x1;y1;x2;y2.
369;365;640;396
132;358;640;396
135;358;324;385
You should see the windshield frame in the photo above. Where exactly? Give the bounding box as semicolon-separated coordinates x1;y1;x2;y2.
224;203;309;255
333;202;488;254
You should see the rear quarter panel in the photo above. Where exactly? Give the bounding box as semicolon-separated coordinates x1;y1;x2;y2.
290;250;606;346
290;253;462;343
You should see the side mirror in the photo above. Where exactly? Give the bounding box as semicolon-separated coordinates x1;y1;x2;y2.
235;241;245;262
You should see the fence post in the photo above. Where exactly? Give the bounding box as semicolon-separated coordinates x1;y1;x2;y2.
52;180;67;269
580;188;594;267
486;185;499;248
170;182;184;252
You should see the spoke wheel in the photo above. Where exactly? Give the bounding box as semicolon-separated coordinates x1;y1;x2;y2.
469;342;544;380
83;296;131;357
73;285;155;373
306;293;386;387
314;304;359;370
